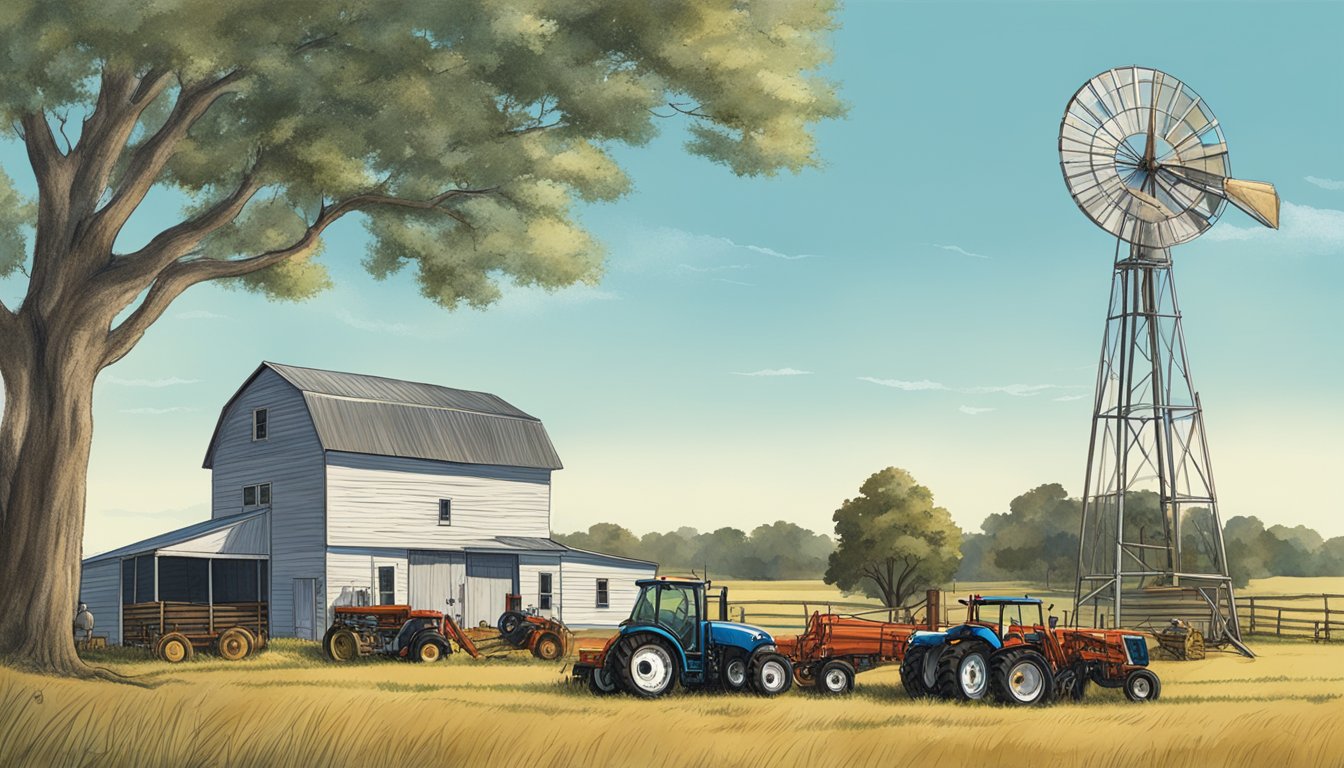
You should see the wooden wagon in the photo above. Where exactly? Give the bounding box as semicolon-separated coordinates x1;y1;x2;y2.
122;600;269;662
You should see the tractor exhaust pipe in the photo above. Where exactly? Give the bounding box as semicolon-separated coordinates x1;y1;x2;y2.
720;586;729;622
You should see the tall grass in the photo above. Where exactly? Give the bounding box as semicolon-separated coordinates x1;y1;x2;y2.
2;639;1342;767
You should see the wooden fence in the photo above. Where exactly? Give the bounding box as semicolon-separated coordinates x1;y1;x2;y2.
1235;594;1342;641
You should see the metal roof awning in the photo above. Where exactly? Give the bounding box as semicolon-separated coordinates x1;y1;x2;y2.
83;509;270;564
461;536;570;553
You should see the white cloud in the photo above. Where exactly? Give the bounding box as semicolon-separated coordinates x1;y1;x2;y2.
104;375;200;388
733;368;813;377
734;242;820;261
490;283;620;314
679;263;750;273
335;309;425;337
965;383;1075;397
931;243;989;259
1204;201;1344;255
714;278;756;287
959;405;995;415
612;225;823;276
119;406;198;415
1305;176;1344;191
857;377;948;391
174;309;228;320
1053;394;1088;402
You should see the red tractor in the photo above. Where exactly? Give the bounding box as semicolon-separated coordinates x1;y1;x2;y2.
774;610;933;695
901;595;1160;705
323;605;481;662
494;610;572;661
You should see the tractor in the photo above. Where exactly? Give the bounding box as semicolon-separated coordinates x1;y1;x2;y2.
323;604;480;662
490;610;572;660
571;576;794;698
901;595;1160;705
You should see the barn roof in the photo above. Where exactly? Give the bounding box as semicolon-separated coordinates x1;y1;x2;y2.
83;509;269;564
203;362;563;470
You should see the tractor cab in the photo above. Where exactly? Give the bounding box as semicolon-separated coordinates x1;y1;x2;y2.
962;596;1051;643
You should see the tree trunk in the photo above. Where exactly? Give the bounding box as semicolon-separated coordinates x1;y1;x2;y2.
0;321;101;677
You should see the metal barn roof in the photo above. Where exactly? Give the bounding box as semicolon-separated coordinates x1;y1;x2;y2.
83;509;269;564
204;362;563;470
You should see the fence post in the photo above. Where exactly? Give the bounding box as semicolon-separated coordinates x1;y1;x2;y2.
1276;609;1282;637
1326;595;1332;642
1248;597;1256;634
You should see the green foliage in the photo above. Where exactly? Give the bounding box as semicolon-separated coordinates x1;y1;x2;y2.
0;168;33;277
823;467;962;607
555;521;833;580
0;0;844;307
975;483;1080;589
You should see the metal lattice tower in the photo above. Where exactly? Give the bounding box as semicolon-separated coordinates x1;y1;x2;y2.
1058;67;1279;656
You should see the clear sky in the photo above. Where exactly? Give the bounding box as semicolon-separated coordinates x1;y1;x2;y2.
3;1;1341;557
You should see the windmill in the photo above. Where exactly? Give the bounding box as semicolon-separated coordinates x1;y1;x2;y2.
1059;66;1277;656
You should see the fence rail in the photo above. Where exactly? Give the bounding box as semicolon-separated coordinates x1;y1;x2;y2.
1236;593;1341;641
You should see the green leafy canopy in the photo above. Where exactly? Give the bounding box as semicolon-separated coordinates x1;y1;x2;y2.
0;0;844;309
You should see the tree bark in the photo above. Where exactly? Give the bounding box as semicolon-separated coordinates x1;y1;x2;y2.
0;315;103;676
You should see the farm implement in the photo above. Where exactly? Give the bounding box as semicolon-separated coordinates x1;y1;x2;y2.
322;605;574;662
121;600;268;662
572;576;794;698
774;598;939;695
902;595;1160;705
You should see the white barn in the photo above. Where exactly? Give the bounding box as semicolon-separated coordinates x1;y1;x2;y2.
80;362;654;644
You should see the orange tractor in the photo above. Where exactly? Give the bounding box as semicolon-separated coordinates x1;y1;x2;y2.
901;595;1160;705
323;605;482;662
774;609;936;695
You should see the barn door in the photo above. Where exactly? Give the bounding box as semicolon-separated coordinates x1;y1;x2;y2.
293;578;317;640
465;554;517;628
409;551;465;621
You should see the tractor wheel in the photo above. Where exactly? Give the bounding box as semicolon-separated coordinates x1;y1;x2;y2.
615;635;678;699
413;634;447;663
900;645;939;699
1060;667;1090;701
1123;669;1161;702
721;653;750;691
497;611;527;636
156;633;194;664
534;632;563;661
588;664;622;696
792;663;816;689
936;641;991;701
505;623;536;649
749;651;793;697
817;660;856;695
325;628;361;662
215;627;254;661
990;649;1054;706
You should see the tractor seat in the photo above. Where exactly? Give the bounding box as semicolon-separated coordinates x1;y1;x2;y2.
1003;632;1024;643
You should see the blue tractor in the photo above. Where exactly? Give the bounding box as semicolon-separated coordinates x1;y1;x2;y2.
572;576;794;698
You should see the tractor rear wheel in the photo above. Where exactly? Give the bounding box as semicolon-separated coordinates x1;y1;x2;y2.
156;633;194;664
497;611;527;636
413;634;447;663
817;660;855;695
216;627;254;661
588;664;621;695
1123;669;1161;702
900;645;939;698
615;635;678;699
534;632;563;661
505;623;535;649
936;641;991;701
749;651;793;697
990;649;1054;706
722;654;750;691
325;628;361;662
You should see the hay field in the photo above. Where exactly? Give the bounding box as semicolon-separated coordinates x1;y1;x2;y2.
2;638;1342;767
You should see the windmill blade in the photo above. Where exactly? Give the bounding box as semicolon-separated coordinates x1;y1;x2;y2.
1223;178;1280;229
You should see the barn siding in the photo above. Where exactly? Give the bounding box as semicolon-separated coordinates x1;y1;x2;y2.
559;551;654;627
326;547;409;618
519;554;562;618
209;368;326;638
325;452;551;548
78;559;122;645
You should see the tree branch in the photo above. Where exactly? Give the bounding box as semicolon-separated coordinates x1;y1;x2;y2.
18;113;64;183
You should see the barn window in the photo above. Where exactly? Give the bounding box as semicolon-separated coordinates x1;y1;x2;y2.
538;573;553;610
252;408;268;440
157;557;210;603
212;559;262;603
438;498;452;525
377;566;395;605
243;483;271;507
596;579;609;609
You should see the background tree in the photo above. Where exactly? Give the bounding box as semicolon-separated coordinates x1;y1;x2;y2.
744;521;834;580
824;467;962;607
979;483;1080;589
0;1;844;676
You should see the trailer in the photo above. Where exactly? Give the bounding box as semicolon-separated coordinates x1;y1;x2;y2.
121;600;268;662
775;611;933;694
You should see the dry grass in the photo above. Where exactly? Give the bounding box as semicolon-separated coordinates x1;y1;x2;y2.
2;637;1343;767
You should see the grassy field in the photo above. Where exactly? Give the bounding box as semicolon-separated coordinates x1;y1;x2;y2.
2;636;1342;767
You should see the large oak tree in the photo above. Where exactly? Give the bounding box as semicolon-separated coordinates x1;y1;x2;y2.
0;0;842;676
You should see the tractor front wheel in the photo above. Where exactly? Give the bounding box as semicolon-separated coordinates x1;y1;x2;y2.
900;645;939;698
749;651;793;697
413;634;447;663
589;664;622;696
1123;669;1161;702
534;632;563;661
722;654;750;691
615;635;679;699
156;633;194;663
990;650;1054;706
816;659;855;695
325;628;361;662
936;641;991;701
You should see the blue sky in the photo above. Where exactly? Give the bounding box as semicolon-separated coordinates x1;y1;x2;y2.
4;1;1342;555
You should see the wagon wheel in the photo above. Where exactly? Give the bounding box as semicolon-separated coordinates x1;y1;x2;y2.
533;633;563;661
215;627;254;661
156;632;194;664
791;662;815;688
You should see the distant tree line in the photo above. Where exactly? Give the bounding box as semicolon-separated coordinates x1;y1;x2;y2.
562;472;1344;598
554;521;834;580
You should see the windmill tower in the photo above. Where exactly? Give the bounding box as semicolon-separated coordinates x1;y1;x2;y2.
1059;67;1278;656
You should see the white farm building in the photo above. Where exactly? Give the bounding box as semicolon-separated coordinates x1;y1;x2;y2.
79;362;654;644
